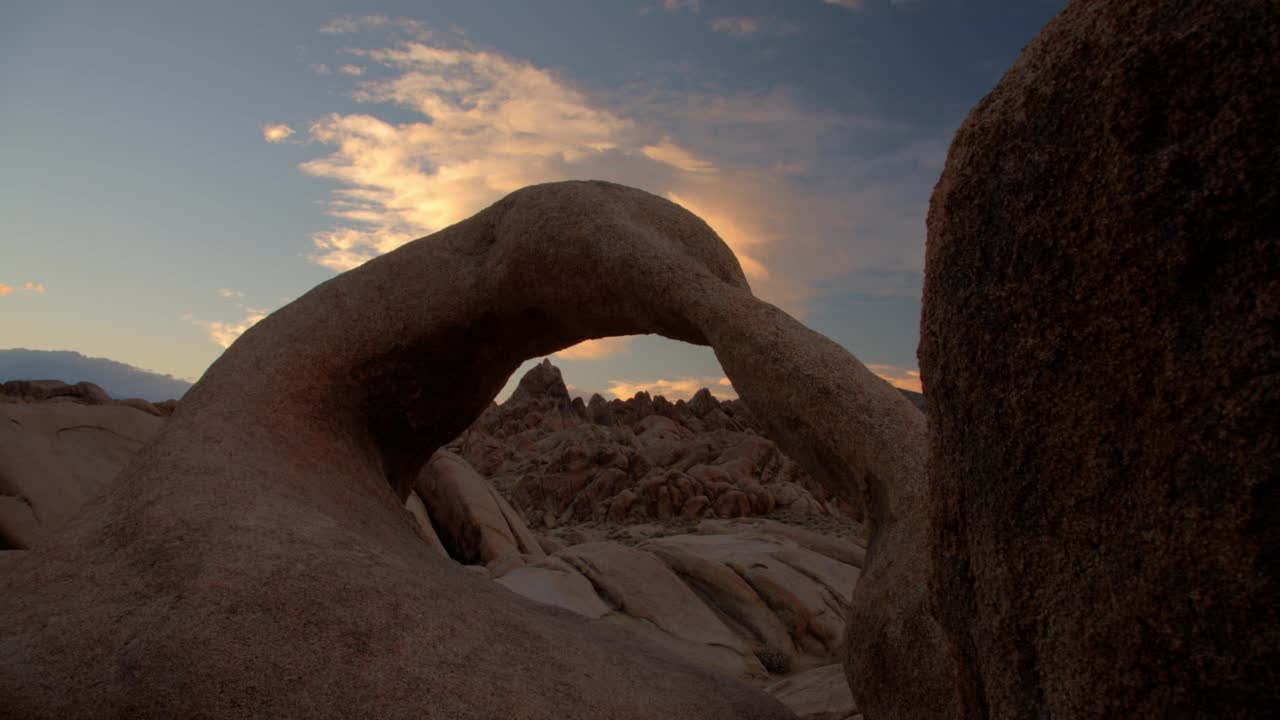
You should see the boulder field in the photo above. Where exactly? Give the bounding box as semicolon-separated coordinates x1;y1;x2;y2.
1;386;870;717
449;359;861;529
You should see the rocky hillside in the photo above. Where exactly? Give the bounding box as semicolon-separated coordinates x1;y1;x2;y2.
447;359;862;529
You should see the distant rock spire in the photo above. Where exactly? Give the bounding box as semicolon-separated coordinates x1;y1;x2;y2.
510;358;571;406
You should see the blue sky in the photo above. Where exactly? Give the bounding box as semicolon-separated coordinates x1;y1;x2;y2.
1;0;1063;400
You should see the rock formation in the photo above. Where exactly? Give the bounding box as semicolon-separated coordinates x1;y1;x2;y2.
921;1;1279;716
1;378;177;416
0;180;937;718
1;374;868;715
416;449;546;569
489;517;866;692
0;396;164;549
449;360;850;528
2;379;114;406
766;664;859;720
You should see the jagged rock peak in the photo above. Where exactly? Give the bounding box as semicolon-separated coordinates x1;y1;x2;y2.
688;387;720;417
510;358;571;405
586;393;614;426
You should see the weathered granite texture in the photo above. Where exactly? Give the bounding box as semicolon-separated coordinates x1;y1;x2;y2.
921;1;1279;717
0;181;941;718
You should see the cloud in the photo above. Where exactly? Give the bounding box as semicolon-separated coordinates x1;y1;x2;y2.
662;0;701;13
666;192;768;280
262;123;296;143
312;63;332;75
709;16;800;38
555;337;635;360
193;307;269;348
606;376;737;401
320;15;392;34
866;363;921;392
291;22;941;313
339;64;366;76
823;0;865;10
294;36;657;271
641;138;716;173
1;282;46;297
564;383;598;401
189;290;272;348
320;15;429;38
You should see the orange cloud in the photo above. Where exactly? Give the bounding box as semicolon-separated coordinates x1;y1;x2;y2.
666;192;769;280
188;291;272;348
1;282;45;296
606;376;737;401
292;23;937;314
296;39;640;269
555;337;635;360
198;309;268;348
866;363;921;393
642;138;716;173
262;123;296;143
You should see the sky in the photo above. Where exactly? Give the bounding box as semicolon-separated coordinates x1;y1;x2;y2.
1;0;1064;401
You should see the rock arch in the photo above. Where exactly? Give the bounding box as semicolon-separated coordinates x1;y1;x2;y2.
0;181;947;718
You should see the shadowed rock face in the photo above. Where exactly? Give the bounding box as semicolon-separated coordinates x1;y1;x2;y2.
922;1;1280;717
0;181;942;718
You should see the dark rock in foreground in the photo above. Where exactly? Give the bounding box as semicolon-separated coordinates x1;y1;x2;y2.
922;0;1279;716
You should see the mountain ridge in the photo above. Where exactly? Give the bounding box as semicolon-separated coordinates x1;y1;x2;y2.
0;349;191;402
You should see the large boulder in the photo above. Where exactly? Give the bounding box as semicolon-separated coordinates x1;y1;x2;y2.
559;541;764;679
0;180;932;718
646;534;852;661
416;449;544;568
922;1;1280;717
0;402;163;549
495;555;613;620
766;664;858;720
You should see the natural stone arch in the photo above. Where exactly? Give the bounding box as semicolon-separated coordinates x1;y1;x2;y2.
0;181;948;719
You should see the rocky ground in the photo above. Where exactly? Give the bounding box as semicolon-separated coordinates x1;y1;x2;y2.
0;372;876;719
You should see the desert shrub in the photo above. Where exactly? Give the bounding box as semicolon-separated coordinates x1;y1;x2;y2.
756;647;791;675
